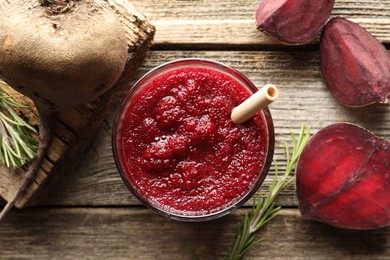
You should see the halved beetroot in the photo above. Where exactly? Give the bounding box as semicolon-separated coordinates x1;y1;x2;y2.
320;17;390;107
255;0;335;44
296;123;390;230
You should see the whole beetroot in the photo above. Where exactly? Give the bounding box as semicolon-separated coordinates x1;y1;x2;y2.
0;0;128;220
320;17;390;107
296;123;390;230
255;0;335;44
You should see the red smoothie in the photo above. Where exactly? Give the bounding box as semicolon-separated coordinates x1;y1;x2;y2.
114;59;274;220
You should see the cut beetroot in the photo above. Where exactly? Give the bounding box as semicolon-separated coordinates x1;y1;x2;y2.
320;17;390;107
296;123;390;230
255;0;335;44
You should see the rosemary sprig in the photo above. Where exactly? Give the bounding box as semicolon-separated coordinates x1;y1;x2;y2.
226;125;311;260
0;80;37;168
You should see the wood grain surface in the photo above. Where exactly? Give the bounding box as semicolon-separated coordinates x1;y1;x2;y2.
131;0;390;47
1;208;389;259
0;0;389;259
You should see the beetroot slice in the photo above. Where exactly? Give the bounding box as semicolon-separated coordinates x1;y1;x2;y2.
296;123;390;230
320;17;390;107
255;0;335;44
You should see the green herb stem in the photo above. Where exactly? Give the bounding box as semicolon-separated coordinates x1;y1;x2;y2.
0;80;37;168
225;125;311;260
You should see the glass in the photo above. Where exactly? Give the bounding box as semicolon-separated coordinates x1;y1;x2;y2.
112;58;275;221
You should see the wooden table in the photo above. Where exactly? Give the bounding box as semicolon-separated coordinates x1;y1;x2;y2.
1;1;389;259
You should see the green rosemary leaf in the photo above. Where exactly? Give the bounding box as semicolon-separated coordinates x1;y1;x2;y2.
3;141;11;168
3;139;21;158
291;129;297;155
0;83;37;168
240;237;264;256
285;142;291;168
238;216;249;252
225;125;311;260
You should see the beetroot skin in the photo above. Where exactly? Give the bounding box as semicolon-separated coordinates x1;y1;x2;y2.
320;17;390;107
296;123;390;230
255;0;335;44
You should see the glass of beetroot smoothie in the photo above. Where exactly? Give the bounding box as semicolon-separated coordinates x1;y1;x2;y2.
113;59;275;221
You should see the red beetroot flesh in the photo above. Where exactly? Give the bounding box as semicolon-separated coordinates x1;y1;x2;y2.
121;68;269;216
296;123;390;230
320;17;390;107
255;0;335;44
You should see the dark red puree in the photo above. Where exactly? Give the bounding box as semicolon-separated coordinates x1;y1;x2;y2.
121;67;267;215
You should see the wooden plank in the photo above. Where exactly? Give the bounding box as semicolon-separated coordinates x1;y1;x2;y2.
0;0;156;208
1;207;389;259
33;50;390;207
131;0;390;46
